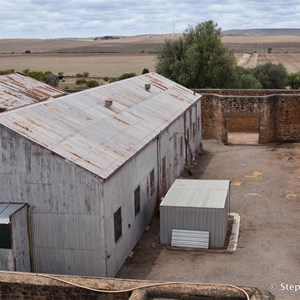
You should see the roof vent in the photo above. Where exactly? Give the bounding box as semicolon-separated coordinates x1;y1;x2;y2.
145;83;151;91
105;100;113;108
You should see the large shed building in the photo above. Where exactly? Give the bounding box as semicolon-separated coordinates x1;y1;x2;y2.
0;73;202;277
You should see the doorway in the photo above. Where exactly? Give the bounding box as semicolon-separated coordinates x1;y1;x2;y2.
226;114;259;145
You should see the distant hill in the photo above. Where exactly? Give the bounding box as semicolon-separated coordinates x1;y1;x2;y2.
223;28;300;36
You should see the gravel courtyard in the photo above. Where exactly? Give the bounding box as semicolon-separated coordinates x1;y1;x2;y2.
117;140;300;300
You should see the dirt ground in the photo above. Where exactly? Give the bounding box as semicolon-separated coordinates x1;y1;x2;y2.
117;139;300;300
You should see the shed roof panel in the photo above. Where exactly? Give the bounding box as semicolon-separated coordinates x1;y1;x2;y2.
160;179;230;209
0;73;201;179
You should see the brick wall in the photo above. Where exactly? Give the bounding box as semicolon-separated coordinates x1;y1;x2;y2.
198;90;300;143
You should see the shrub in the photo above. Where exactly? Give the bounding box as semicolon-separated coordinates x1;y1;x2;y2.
76;79;87;85
22;69;59;87
0;69;14;75
76;73;84;78
58;72;64;80
142;68;149;74
83;71;89;78
118;72;136;81
86;80;99;88
287;72;300;89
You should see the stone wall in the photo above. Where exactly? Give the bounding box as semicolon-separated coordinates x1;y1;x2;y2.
197;90;300;143
0;271;274;300
195;89;300;96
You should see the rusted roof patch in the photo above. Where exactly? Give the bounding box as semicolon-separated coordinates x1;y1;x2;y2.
0;73;66;111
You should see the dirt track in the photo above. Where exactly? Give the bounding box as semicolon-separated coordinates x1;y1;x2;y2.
117;139;300;300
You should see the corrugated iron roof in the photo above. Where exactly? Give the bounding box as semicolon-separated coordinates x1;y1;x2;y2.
0;203;26;224
0;72;201;179
160;179;230;209
0;73;66;111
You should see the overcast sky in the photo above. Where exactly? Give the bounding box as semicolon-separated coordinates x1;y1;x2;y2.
1;0;300;38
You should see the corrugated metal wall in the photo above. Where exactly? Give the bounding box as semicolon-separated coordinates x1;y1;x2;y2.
0;249;14;270
104;99;202;276
160;194;229;248
11;205;31;272
0;125;106;276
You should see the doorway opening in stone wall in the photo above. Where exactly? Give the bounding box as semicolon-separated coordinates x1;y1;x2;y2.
226;114;259;145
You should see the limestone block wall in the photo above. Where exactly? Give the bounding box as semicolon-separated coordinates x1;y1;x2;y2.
196;90;300;143
275;95;300;141
0;271;274;300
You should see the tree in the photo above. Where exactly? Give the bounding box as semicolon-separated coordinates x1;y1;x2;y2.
44;71;59;87
231;66;262;89
156;20;237;88
287;72;300;89
251;62;288;89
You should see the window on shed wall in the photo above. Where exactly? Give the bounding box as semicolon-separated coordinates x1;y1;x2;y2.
180;136;184;157
162;156;166;179
193;122;196;138
134;186;141;216
150;169;155;196
114;207;122;243
186;128;190;143
0;224;11;249
173;136;177;159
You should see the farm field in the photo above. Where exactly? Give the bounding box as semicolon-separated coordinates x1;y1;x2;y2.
0;53;156;77
0;32;300;78
236;53;300;72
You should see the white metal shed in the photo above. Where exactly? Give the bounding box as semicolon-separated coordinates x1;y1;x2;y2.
160;179;230;248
